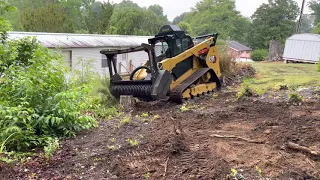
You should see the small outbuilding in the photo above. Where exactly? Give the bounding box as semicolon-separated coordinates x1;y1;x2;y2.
226;40;252;62
283;34;320;63
7;32;151;76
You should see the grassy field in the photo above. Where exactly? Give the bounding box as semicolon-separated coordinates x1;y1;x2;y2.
243;62;320;94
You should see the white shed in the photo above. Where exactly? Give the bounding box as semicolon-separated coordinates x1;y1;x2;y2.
283;34;320;63
7;32;152;76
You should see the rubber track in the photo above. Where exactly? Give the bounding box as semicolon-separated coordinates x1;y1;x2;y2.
169;68;211;104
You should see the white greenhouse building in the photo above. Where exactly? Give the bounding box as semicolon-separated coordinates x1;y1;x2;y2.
283;34;320;63
7;32;152;76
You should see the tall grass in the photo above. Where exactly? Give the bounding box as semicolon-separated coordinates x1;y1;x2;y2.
217;41;256;84
218;42;238;76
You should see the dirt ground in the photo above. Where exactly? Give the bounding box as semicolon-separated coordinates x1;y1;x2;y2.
1;89;320;180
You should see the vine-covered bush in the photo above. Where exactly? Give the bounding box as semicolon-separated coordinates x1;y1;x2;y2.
0;29;99;153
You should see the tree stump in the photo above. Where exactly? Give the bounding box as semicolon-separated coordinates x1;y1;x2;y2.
268;40;282;61
120;95;135;110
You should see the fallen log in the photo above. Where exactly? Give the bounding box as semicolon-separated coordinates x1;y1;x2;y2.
286;142;320;157
210;134;265;144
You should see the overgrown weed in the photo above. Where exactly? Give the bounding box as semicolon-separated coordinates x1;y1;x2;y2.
118;116;131;128
237;79;256;99
43;137;59;161
127;138;139;147
288;92;303;105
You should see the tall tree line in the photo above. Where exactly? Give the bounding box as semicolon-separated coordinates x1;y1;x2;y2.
2;0;168;35
2;0;320;49
309;0;320;33
174;0;320;49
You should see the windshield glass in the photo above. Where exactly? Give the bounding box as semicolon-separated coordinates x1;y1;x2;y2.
154;41;169;58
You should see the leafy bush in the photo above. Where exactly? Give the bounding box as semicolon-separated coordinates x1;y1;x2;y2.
0;16;121;158
251;49;268;61
0;1;119;160
0;37;100;153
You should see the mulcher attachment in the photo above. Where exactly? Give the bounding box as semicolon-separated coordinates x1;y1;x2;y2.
110;69;173;101
110;81;153;100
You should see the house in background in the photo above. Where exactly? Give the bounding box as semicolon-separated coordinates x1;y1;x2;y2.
283;34;320;64
7;32;152;76
226;40;253;61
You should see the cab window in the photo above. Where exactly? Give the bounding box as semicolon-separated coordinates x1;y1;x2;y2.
173;37;192;57
154;41;169;58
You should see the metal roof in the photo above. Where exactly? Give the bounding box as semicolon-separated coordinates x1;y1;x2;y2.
7;32;153;49
283;33;320;62
226;40;252;52
288;33;320;42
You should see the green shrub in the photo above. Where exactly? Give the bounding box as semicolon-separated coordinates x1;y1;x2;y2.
0;36;101;153
251;49;268;61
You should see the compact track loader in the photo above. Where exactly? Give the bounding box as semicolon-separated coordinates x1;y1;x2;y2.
100;25;222;104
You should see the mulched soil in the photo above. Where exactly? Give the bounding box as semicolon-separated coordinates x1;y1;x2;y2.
1;90;320;180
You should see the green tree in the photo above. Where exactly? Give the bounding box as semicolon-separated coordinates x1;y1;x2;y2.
173;12;188;25
4;0;112;33
4;0;50;31
300;14;316;33
309;0;320;25
313;22;320;33
249;0;299;49
0;0;16;40
59;0;88;32
109;1;168;35
178;21;193;35
148;4;164;17
84;1;114;34
182;0;251;45
20;2;69;33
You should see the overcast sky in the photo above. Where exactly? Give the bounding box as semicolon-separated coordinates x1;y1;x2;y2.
102;0;311;21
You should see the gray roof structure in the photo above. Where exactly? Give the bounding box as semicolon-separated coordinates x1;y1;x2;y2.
287;33;320;42
226;40;252;52
7;32;152;49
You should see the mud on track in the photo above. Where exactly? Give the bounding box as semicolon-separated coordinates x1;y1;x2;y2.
1;91;320;180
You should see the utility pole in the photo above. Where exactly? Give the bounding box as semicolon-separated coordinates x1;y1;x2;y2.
296;0;306;33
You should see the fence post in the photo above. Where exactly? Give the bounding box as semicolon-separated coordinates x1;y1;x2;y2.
118;62;121;75
129;59;133;73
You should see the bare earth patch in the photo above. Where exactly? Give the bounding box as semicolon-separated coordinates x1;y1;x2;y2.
1;90;320;180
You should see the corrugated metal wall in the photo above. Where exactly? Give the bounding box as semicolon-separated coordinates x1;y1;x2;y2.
55;47;149;77
283;34;320;63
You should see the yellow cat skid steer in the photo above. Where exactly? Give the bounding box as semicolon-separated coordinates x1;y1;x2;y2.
100;25;222;104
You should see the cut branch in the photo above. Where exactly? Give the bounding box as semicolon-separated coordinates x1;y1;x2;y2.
286;142;320;157
210;134;265;144
162;157;169;178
